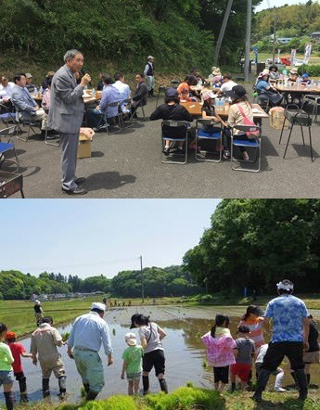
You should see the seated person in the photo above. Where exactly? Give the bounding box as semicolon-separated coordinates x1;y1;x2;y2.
286;68;300;85
113;72;131;113
207;67;223;87
286;68;303;105
256;71;283;107
0;76;15;112
150;87;193;156
301;73;311;85
42;71;55;91
225;85;255;161
25;73;36;94
87;76;121;129
41;78;52;111
11;73;47;137
131;73;148;118
177;75;199;101
201;91;230;160
97;72;107;91
269;65;280;81
217;74;237;96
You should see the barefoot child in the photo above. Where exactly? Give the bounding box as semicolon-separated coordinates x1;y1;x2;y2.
5;332;33;403
201;314;236;392
230;325;255;392
121;332;144;395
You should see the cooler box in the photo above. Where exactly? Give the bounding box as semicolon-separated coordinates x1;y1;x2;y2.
77;128;94;159
269;107;289;130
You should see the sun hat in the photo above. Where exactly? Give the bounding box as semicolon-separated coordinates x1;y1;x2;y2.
125;332;137;346
5;331;16;340
25;73;33;79
202;91;216;101
225;85;247;100
290;68;298;75
165;87;178;99
258;69;270;78
47;71;55;77
91;302;106;312
212;67;221;76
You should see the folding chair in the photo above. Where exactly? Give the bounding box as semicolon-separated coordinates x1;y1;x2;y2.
0;103;16;126
118;98;134;129
231;124;262;172
12;103;47;142
0;125;20;172
302;95;320;123
161;120;188;164
103;101;122;133
134;101;146;121
170;80;179;88
279;106;313;162
195;119;223;163
156;86;166;108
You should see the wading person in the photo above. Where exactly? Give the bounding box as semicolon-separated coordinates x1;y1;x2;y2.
30;316;67;399
6;331;32;403
253;279;310;402
130;313;168;395
48;49;91;195
0;323;14;410
34;300;44;326
67;302;113;401
121;332;144;395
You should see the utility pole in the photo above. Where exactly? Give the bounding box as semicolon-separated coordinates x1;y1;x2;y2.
272;13;278;63
140;255;144;303
244;0;252;82
213;0;233;65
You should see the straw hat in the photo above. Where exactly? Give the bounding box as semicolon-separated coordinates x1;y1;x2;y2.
125;332;137;346
212;67;221;76
290;68;298;75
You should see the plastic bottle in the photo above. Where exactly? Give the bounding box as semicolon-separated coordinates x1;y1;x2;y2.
34;86;37;96
91;88;96;98
40;86;44;95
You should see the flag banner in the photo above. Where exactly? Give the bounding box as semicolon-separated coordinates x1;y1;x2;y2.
303;43;312;64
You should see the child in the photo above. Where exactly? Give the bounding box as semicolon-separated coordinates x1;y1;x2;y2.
121;332;144;395
0;323;14;410
201;314;236;392
255;344;286;392
230;325;255;392
239;305;265;350
5;331;33;403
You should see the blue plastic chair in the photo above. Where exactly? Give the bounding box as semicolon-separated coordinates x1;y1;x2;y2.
195;119;223;162
0;125;19;172
231;124;262;172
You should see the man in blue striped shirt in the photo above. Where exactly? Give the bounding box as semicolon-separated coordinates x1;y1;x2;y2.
67;302;113;401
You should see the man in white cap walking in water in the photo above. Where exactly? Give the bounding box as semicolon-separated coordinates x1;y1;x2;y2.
253;279;309;402
144;55;155;97
67;302;113;401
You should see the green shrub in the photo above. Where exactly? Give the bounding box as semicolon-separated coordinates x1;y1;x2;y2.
78;396;136;410
299;65;320;77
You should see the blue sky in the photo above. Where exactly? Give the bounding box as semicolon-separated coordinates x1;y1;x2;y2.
0;199;220;279
255;0;313;12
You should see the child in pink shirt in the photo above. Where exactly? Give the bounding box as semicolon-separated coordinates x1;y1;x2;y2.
201;314;236;392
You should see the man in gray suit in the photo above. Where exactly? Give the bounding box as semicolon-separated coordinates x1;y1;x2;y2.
11;73;48;137
48;49;91;195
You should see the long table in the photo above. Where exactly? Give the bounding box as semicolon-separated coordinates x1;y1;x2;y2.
180;101;269;119
274;84;320;106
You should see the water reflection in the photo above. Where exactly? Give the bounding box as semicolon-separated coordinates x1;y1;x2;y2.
1;317;318;404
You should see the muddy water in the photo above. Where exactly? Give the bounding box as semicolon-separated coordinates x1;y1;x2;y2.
2;306;319;404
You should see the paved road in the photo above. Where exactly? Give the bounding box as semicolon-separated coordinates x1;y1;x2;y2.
4;97;320;198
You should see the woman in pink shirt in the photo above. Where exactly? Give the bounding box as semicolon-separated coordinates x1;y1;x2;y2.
201;314;236;392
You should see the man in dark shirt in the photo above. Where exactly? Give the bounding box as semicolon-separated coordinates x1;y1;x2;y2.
131;73;148;118
150;87;193;155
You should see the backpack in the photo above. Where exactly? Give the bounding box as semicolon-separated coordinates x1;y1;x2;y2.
236;104;260;138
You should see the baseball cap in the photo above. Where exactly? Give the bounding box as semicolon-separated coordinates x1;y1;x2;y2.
5;331;16;340
147;55;154;60
225;85;247;100
165;87;178;99
125;332;137;346
302;73;309;78
91;302;106;312
25;73;33;79
202;91;216;101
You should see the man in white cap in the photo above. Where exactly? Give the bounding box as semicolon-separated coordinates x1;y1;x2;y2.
34;300;44;326
67;302;113;401
253;279;309;402
144;55;155;97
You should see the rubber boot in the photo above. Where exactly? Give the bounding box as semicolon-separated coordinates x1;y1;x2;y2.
83;383;90;393
142;376;150;395
4;392;14;410
291;370;298;388
42;378;50;398
159;378;168;394
86;390;99;401
252;368;271;402
306;373;311;387
295;369;308;400
58;376;67;399
19;376;29;403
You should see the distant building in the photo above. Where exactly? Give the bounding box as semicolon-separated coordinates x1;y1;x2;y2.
311;31;320;39
269;35;293;44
